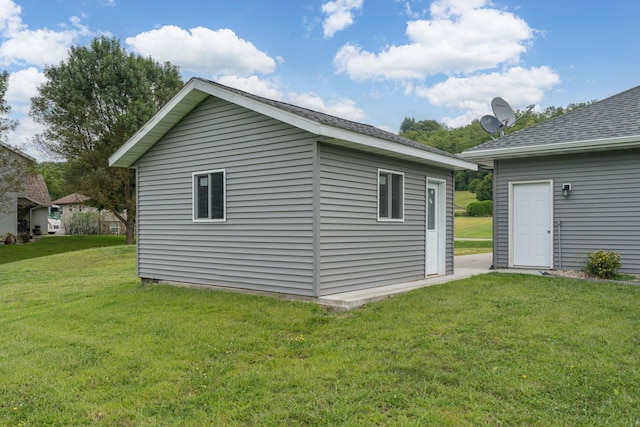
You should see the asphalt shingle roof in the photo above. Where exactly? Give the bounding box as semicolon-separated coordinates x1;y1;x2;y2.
52;193;89;205
27;174;52;206
466;85;640;153
199;78;464;162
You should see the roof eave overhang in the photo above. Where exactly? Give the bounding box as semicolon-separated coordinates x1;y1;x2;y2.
319;135;477;171
460;135;640;168
110;78;477;171
109;79;210;167
18;197;45;207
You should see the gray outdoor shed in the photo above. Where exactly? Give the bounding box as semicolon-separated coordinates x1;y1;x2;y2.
110;78;476;297
461;85;640;273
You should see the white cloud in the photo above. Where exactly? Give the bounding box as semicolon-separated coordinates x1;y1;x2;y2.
6;116;46;157
216;75;284;100
125;26;277;77
417;66;561;127
288;92;366;121
0;0;22;33
334;0;532;81
215;74;366;122
6;67;45;111
321;0;363;38
0;28;78;67
0;1;93;68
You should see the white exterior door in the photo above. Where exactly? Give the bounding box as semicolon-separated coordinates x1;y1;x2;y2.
426;181;444;275
511;181;553;268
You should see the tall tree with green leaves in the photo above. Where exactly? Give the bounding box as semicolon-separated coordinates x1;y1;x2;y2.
30;37;183;244
399;101;594;196
36;162;69;201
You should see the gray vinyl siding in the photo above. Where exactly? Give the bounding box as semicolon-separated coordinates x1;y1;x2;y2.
494;148;640;273
317;144;453;295
136;96;317;296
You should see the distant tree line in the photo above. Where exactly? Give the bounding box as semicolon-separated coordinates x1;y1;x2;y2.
399;102;593;200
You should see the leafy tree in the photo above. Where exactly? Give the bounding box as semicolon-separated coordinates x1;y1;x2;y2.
470;173;493;201
36;162;69;201
0;70;23;217
399;101;594;197
31;37;183;244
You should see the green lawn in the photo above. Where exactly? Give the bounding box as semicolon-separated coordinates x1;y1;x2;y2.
0;235;127;265
454;239;493;256
2;246;639;425
455;216;493;240
454;190;477;210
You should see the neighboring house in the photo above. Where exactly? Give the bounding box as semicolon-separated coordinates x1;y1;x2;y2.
0;141;33;236
461;85;640;273
20;174;55;236
52;193;126;235
110;78;477;298
0;142;55;238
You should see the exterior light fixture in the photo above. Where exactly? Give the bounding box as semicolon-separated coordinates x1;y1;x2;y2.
562;183;572;197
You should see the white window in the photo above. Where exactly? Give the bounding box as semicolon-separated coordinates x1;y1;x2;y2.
193;169;226;222
378;169;404;221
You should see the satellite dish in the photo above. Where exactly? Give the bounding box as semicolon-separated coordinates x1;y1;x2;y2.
480;115;502;134
491;97;516;128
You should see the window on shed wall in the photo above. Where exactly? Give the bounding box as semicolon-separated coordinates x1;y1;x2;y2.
193;169;226;221
378;169;404;221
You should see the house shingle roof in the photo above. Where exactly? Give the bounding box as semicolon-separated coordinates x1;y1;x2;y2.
465;85;640;153
198;78;464;161
52;193;89;205
27;174;52;206
111;78;477;171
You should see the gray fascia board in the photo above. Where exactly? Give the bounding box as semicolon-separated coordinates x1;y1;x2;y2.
460;135;640;164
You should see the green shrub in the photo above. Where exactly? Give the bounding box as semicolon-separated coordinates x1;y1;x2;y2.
65;212;100;235
585;250;622;279
467;200;493;217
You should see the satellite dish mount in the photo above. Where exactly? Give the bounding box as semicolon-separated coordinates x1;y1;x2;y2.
480;97;535;139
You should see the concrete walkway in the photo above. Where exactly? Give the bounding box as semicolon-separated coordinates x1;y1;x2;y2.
317;252;542;310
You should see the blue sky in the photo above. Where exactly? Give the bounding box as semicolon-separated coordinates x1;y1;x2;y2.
2;0;639;160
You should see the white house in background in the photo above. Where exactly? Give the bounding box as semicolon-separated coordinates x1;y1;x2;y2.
109;78;477;299
52;193;126;235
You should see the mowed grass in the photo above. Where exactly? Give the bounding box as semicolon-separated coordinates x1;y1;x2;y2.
454;190;477;210
2;246;640;425
454;239;493;256
0;235;127;265
454;191;493;246
455;216;493;240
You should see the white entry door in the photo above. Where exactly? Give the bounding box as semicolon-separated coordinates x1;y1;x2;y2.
426;181;443;275
511;181;552;268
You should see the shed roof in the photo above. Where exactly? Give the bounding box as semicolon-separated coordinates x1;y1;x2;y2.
110;78;476;171
461;85;640;166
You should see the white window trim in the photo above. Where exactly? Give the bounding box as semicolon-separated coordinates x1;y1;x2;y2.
192;169;227;223
377;168;405;222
